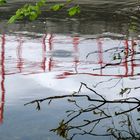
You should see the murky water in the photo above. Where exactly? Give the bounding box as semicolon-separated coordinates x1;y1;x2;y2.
0;1;140;140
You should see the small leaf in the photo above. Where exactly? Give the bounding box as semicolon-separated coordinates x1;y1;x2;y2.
68;6;80;16
8;15;17;23
67;0;72;2
29;12;38;20
51;4;64;11
36;0;46;7
0;0;6;5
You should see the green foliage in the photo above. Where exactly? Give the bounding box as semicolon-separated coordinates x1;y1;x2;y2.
51;3;80;16
8;0;80;23
67;0;73;2
0;0;6;5
51;4;64;11
8;0;46;23
36;0;46;7
68;5;80;16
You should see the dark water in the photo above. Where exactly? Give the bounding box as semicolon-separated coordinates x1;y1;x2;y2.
0;1;140;140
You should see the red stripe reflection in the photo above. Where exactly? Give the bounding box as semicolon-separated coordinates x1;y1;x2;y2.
17;36;23;73
41;34;47;72
4;34;139;78
0;34;5;124
124;40;129;76
0;33;140;123
97;38;103;75
130;40;135;76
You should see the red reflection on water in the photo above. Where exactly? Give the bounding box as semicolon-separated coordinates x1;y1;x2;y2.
41;34;47;72
0;33;140;123
97;38;103;75
56;36;80;79
56;71;73;79
48;34;54;72
56;72;137;78
48;34;53;51
55;38;139;79
1;34;139;78
73;36;80;65
17;36;23;73
73;37;79;53
124;40;129;76
2;34;139;78
130;40;135;76
4;34;139;78
0;34;5;124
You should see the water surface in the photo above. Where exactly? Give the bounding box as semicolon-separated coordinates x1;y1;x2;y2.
0;1;140;140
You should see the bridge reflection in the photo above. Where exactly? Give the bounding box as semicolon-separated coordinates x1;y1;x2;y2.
0;34;5;124
0;33;140;123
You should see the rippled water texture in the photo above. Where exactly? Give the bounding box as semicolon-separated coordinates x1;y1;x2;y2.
0;1;140;140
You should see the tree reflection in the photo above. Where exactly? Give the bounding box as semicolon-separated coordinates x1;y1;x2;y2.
25;82;140;140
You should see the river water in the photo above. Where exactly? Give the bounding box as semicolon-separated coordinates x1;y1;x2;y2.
0;1;140;140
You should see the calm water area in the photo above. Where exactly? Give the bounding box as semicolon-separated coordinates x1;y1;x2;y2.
0;0;140;140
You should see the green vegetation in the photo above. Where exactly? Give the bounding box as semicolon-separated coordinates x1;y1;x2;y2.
8;0;46;23
0;0;81;23
0;0;6;5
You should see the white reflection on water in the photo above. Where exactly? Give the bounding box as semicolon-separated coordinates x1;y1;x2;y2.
0;32;140;139
1;32;140;100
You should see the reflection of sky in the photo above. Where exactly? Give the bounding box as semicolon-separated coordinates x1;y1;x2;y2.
3;33;140;77
1;32;140;103
0;32;140;139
